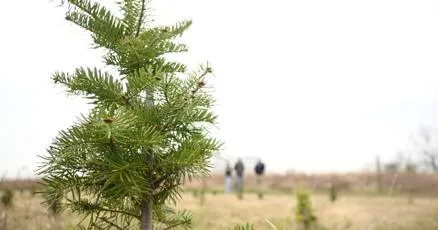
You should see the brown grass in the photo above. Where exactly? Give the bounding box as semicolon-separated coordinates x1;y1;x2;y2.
3;172;438;195
178;193;438;230
1;190;438;229
2;172;438;229
185;172;438;195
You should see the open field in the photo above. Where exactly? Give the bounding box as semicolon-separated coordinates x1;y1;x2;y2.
4;172;438;195
1;190;438;229
185;172;438;196
2;172;438;229
179;193;438;230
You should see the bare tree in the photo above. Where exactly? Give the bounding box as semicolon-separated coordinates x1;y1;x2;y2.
410;126;438;173
376;155;383;193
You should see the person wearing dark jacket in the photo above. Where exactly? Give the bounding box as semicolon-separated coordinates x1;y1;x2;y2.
234;158;245;198
255;159;265;176
254;159;265;199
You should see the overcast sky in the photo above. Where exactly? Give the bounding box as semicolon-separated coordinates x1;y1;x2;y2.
1;0;438;177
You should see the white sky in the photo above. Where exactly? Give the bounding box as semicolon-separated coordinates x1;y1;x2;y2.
1;0;438;177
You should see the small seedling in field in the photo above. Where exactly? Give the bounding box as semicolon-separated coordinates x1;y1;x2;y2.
192;190;198;198
295;190;317;230
258;191;264;199
329;184;337;203
1;189;13;208
1;189;14;230
233;223;255;230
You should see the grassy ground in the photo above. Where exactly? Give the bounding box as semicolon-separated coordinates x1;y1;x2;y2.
180;192;438;230
1;190;438;229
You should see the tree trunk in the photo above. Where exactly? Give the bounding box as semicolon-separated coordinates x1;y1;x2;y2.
431;156;438;173
140;200;153;230
140;86;155;230
376;155;383;193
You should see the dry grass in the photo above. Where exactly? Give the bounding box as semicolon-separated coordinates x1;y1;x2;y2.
4;172;438;195
1;190;438;230
185;172;438;196
179;193;438;230
2;172;438;229
0;191;78;230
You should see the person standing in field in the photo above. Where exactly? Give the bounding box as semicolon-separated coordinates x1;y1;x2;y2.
225;161;233;193
254;159;266;199
234;158;245;199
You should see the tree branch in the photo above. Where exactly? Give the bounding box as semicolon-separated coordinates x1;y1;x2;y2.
99;217;124;230
162;219;191;230
94;206;140;219
136;0;147;37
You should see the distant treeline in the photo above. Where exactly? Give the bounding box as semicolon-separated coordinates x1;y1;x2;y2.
3;172;438;195
184;172;438;195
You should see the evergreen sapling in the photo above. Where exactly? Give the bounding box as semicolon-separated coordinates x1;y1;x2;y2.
329;184;337;203
295;191;317;230
0;189;13;230
0;189;13;208
36;0;221;229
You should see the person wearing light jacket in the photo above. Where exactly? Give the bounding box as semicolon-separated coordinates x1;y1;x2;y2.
224;162;233;193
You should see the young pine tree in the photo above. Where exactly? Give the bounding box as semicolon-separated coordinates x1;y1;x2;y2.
329;176;337;203
0;189;13;208
233;223;255;230
36;1;221;229
295;191;317;230
0;189;14;230
329;183;337;203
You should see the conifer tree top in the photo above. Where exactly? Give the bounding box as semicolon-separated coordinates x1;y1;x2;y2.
37;1;221;229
